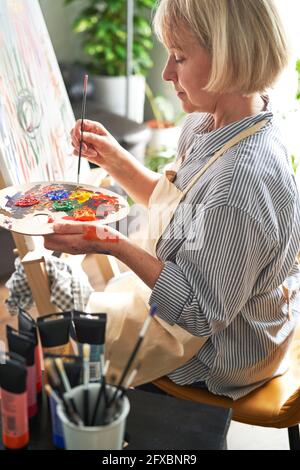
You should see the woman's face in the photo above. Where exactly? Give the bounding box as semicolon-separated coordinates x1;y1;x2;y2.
162;26;215;114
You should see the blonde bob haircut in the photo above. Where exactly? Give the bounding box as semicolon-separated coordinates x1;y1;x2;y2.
153;0;289;94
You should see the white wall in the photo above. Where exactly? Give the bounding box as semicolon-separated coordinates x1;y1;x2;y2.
39;0;86;63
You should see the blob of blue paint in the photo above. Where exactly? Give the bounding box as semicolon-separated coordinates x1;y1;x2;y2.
45;190;69;201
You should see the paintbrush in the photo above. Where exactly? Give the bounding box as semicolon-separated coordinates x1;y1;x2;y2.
45;383;62;406
55;358;72;392
77;74;88;186
44;358;62;391
119;362;141;399
104;363;141;426
91;359;110;426
83;343;90;426
107;303;157;409
54;358;84;426
45;360;83;426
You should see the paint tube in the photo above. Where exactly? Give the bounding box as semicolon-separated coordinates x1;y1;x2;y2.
72;311;107;382
36;312;73;357
0;351;29;450
43;353;83;449
18;308;43;397
6;325;37;419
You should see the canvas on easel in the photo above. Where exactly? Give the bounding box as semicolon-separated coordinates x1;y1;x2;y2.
0;0;118;315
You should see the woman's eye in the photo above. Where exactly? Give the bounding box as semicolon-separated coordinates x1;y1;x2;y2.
174;56;185;64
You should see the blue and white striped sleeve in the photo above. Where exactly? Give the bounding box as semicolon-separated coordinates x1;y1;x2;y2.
150;205;275;337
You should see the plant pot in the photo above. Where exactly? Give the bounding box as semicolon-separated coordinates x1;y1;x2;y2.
146;121;181;151
93;75;145;123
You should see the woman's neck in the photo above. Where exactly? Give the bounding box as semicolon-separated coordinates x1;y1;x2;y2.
212;93;265;130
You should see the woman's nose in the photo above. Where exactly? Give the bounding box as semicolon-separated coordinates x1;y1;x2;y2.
162;58;177;83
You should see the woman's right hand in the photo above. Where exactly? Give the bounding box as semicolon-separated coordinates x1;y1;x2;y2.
71;119;126;172
71;119;159;206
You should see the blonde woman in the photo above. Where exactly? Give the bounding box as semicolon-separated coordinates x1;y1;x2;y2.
45;0;300;399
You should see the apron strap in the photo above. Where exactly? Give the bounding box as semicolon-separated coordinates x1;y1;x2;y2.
181;119;268;198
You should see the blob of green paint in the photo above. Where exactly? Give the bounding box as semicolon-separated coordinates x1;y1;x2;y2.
52;200;74;212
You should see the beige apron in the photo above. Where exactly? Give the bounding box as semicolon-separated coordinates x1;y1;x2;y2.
87;118;292;386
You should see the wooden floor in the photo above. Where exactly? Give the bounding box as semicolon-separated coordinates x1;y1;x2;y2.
0;254;111;346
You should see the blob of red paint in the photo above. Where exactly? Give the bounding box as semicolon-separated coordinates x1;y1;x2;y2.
83;226;119;243
15;195;40;207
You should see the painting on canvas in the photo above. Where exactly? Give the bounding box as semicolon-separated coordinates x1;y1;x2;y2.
0;0;88;187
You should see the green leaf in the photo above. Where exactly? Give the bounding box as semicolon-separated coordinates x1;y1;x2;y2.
72;15;98;33
134;17;152;37
116;30;127;40
104;49;116;62
136;0;156;8
107;2;124;14
115;44;126;59
290;155;299;175
84;43;103;56
134;37;153;50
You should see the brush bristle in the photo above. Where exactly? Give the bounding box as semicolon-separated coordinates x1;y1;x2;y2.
44;359;60;387
55;357;64;372
83;343;90;361
45;384;52;395
44;358;52;371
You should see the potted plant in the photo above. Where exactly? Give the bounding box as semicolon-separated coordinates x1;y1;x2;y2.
64;0;156;122
145;82;185;151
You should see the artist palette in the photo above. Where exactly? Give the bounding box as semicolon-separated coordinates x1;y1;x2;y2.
0;182;129;235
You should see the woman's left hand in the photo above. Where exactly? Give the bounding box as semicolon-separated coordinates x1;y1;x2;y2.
43;222;124;256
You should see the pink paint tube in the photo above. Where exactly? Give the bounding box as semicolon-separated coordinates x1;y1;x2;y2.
6;326;37;419
0;352;29;450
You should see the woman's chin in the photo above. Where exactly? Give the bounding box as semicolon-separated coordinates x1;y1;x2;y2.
181;101;198;113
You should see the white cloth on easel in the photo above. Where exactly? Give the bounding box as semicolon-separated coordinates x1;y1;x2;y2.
5;255;94;314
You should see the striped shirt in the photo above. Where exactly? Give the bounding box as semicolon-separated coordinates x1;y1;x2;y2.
149;97;300;399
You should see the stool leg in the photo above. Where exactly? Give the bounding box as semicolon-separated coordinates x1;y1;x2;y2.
288;425;300;450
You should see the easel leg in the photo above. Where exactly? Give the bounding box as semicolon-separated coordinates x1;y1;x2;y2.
22;256;58;316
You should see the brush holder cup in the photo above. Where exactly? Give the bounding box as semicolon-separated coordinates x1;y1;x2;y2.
57;384;130;450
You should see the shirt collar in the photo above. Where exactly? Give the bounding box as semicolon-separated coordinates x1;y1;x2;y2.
192;95;273;158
